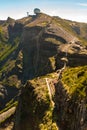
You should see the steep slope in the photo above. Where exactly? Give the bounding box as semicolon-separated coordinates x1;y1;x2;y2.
0;17;23;111
14;76;58;130
54;66;87;130
54;16;87;45
0;17;24;129
13;13;87;130
22;13;80;80
0;13;87;130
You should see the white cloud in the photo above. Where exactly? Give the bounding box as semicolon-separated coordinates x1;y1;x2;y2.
42;8;87;23
1;6;87;23
77;3;87;7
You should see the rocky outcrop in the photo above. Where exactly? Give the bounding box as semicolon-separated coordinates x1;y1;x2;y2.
0;84;18;109
13;14;87;130
0;12;87;130
56;42;87;68
14;78;58;130
54;79;87;130
21;13;81;81
8;22;23;42
71;22;87;40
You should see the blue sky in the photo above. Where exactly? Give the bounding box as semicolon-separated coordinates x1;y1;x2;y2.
0;0;87;22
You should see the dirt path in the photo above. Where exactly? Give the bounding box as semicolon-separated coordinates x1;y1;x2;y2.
45;78;54;106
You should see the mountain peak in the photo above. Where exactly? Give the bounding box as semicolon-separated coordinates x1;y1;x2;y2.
6;17;15;24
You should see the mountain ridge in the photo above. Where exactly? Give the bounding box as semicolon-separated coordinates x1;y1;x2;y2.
0;12;87;130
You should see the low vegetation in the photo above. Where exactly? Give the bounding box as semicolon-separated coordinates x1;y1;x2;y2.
62;65;87;97
17;75;58;130
0;12;87;129
0;100;18;114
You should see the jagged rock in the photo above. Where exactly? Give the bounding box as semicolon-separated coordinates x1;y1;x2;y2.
21;13;87;80
14;79;58;130
0;12;87;130
54;81;87;130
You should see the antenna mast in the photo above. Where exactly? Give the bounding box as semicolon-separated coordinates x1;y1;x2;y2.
27;12;29;17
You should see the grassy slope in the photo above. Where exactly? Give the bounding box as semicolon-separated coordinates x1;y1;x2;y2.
62;66;87;97
0;14;87;129
0;38;20;79
19;75;58;130
54;17;87;46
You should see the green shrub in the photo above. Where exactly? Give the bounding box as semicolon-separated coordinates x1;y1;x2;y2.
62;66;87;97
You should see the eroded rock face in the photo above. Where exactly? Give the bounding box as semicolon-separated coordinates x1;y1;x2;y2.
54;81;87;130
1;13;87;130
14;79;58;130
0;84;18;109
8;22;23;42
21;14;81;81
56;42;87;68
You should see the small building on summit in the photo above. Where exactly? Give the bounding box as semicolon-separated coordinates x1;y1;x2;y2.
34;8;41;14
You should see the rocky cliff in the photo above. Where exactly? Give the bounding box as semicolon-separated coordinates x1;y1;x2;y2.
0;13;87;130
14;77;58;130
54;66;87;130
